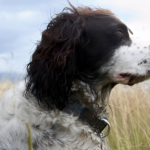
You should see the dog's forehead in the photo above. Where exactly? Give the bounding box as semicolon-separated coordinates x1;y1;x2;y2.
86;14;127;30
85;15;130;39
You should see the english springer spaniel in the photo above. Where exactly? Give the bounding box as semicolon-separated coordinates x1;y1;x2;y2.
0;2;150;150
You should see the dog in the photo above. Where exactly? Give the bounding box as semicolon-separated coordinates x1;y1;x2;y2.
0;2;150;150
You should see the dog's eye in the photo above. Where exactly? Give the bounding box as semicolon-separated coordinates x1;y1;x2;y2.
116;29;123;33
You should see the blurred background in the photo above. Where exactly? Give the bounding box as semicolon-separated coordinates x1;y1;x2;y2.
0;0;150;80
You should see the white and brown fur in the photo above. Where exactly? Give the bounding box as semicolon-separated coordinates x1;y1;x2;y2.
0;2;150;150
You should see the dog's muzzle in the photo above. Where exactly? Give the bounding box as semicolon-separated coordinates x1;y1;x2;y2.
63;100;111;138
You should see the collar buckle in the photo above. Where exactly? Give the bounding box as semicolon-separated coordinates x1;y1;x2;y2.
94;117;111;138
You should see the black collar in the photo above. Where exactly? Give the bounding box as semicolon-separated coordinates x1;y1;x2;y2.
63;99;110;138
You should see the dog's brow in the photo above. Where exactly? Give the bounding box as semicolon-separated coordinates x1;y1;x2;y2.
128;28;133;35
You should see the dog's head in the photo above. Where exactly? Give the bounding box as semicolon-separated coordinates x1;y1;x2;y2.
25;3;150;110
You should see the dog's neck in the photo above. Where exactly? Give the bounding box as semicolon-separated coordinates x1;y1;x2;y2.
69;80;114;117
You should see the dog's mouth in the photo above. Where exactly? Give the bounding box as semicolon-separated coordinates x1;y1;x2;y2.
120;73;148;85
112;71;150;85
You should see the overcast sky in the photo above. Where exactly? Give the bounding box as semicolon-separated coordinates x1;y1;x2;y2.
0;0;150;74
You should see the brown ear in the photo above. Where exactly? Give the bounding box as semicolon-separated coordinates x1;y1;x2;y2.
25;12;83;110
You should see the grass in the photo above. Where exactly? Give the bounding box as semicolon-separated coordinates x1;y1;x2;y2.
108;83;150;150
0;80;150;150
0;80;14;98
26;121;33;150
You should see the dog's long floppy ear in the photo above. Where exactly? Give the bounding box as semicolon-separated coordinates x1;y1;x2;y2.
25;12;84;110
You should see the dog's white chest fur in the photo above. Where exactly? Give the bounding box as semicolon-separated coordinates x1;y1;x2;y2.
0;81;108;150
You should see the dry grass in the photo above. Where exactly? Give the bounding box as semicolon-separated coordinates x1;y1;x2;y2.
108;83;150;150
0;80;14;98
0;81;150;150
